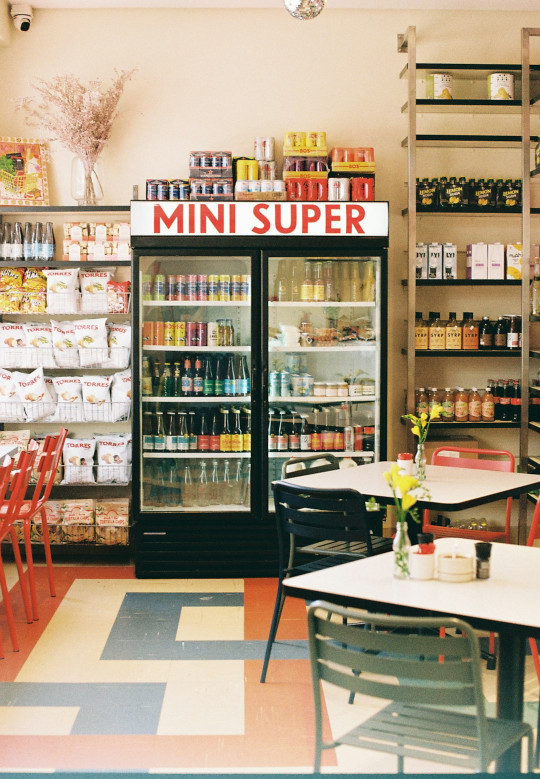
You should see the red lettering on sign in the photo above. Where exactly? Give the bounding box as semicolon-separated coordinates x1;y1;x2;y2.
275;205;297;234
189;203;195;233
252;204;270;235
200;204;225;234
301;204;321;233
325;205;341;234
346;204;365;234
229;204;236;233
153;204;183;233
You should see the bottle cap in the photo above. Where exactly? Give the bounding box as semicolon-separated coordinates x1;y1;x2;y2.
475;541;492;560
417;533;434;545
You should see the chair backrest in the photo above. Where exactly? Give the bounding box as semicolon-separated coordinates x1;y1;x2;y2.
26;428;68;514
281;454;339;479
527;494;540;547
272;480;373;552
307;600;488;753
424;446;515;536
0;442;38;541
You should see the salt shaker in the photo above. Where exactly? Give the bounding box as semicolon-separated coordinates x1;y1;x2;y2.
397;452;414;476
475;541;492;579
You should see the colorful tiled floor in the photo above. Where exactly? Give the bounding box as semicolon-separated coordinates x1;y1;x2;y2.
0;562;538;774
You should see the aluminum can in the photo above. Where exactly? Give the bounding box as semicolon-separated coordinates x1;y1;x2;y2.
302;373;314;396
202;180;213;196
235;180;249;195
146;180;158;200
352;177;375;202
254;136;275;162
219;154;230;168
328;178;350;201
248;179;261;193
175;274;186;300
208;274;219;301
189;153;199;167
153;274;165;301
236;160;249;180
190;180;203;195
261;180;273;192
207;321;218;347
179;180;190;200
186;274;198;301
164;321;175;347
307;179;324;201
142;274;153;300
153;321;164;346
157;180;169;200
290;373;302;396
196;321;207;347
213;181;224;195
197;274;208;301
168;181;180;200
211;154;222;169
166;275;177;301
241;274;251;300
200;155;212;168
142;321;153;346
273;180;285;192
279;371;290;397
259;161;277;180
222;180;233;194
353;425;364;451
269;371;280;398
219;274;231;301
186;321;198;346
246;160;259;180
231;275;242;301
174;321;186;347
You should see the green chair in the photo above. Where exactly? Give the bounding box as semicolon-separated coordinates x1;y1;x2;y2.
307;601;533;773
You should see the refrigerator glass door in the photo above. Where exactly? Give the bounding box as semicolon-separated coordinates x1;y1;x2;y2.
267;255;381;503
139;254;252;513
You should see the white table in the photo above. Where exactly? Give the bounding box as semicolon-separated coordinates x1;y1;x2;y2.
281;460;540;511
284;537;540;772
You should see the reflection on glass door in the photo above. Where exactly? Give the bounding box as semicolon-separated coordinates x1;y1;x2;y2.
267;255;382;500
139;255;252;512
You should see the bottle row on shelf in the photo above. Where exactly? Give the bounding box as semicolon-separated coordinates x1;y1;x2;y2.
142;405;251;454
142;272;251;303
416;381;521;423
143;458;251;509
142;319;239;348
268;406;374;453
416;177;521;211
142;355;250;398
415;312;521;351
271;258;375;303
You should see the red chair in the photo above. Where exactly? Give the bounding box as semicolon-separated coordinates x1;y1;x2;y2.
526;499;540;683
0;443;39;657
5;428;67;622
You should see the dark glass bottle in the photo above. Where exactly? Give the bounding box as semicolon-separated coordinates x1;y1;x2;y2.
224;355;236;396
152;361;161;396
154;410;166;452
198;411;210;452
165;410;178;452
500;380;511;421
193;356;203;396
214;356;225;396
289;412;300;451
268;408;277;451
142;410;154;451
173;362;182;397
277;409;288;451
479;316;494;350
203;357;214;396
494;317;508;349
209;410;220;452
311;408;322;452
159;362;173;397
231;408;243;452
300;415;311;451
219;407;231;452
142;356;153;396
242;407;251;452
181;357;194;396
511;380;521;422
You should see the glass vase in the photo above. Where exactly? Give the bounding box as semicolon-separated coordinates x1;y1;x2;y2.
71;157;103;206
415;442;427;482
393;520;411;579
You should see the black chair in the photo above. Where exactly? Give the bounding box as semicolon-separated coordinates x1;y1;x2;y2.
260;479;393;683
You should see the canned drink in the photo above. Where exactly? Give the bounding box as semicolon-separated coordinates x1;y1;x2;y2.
290;373;302;396
146;180;158;200
175;274;186;300
241;274;251;300
219;274;231;301
186;321;198;346
222;180;233;194
202;180;213;196
157;180;169;200
213;181;224;195
208;274;219;301
315;131;327;148
207;321;218;346
231;275;242;301
142;274;153;300
259;161;277;180
166;275;177;301
168;181;180;200
200;155;212;168
279;371;290;397
306;132;319;149
186;274;198;301
211;154;222;168
344;426;354;451
219;154;231;168
363;426;375;452
174;321;186;347
261;180;273;192
153;321;164;346
307;179;324;201
235;180;249;195
351;177;375;202
248;179;261;193
190;180;203;195
196;322;207;347
353;425;364;451
153;274;165;301
269;371;280;398
302;373;314;396
273;180;286;192
197;274;208;301
236;160;249;180
246;160;258;180
179;180;190;200
328;178;350;201
142;321;153;346
164;321;175;347
189;153;199;167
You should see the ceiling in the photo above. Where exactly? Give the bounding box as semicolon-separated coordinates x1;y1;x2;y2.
21;0;540;9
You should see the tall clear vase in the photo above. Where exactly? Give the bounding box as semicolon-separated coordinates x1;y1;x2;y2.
393;520;411;579
415;442;427;482
71;157;103;206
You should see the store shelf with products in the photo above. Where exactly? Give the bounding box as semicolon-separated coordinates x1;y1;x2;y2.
414;349;520;357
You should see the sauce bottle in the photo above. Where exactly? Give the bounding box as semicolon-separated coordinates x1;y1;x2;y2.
479;316;494;349
454;387;469;422
481;387;495;422
428;311;445;350
415;387;429;416
506;315;521;350
511;380;521;422
300;261;313;302
441;387;455;422
415;311;429;350
468;387;482;422
494;316;508;349
462;312;479;350
499;380;511;420
445;311;462;350
428;387;442;418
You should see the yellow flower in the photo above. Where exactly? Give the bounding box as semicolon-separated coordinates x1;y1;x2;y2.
411;425;420;437
401;492;417;511
394;474;418;495
420;413;428;422
430;403;443;420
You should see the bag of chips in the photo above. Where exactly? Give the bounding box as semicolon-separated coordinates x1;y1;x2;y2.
12;366;56;422
110;368;132;422
107;322;131;369
0;368;25;422
51;320;79;369
23;322;55;369
62;439;96;484
0;323;28;368
95;435;130;484
107;280;130;314
82;374;112;422
52;376;84;422
44;268;80;314
80;270;114;314
74;318;108;368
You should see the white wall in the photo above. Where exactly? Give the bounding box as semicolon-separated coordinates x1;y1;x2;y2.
2;6;540;456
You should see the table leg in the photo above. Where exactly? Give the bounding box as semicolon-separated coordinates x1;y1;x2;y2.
496;630;525;772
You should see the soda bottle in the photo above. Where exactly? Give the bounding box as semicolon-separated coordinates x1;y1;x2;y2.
187;410;198;451
237;355;250;396
181;357;194;396
165;410;178;452
142;357;153;396
231;408;243;452
209;410;221;452
222;459;234;504
198;411;210;452
333;407;344;450
242;407;251;451
182;463;194;507
350;261;362;302
224;355;236;396
173;362;182;397
142;410;154;451
479;316;494;350
219;407;232;452
481;387;495;422
43;221;55;260
311;408;322;451
323;261;336;302
494;379;505;419
312;261;325;302
289;412;300;451
299;415;311;451
32;222;43;262
231;459;244;504
154;410;166;452
289;261;301;302
300;261;313;302
277;409;288;451
23;221;33;260
152;361;161;396
11;222;23;262
198;461;209;507
193;356;203;396
177;411;189;452
159;362;173;397
511;380;521;422
203;357;215;396
209;458;221;505
268;408;277;451
214;356;225;396
500;380;511;420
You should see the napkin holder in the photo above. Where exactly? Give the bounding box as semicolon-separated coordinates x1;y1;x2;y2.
437;553;474;583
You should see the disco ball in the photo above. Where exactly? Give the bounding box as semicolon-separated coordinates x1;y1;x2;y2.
284;0;326;21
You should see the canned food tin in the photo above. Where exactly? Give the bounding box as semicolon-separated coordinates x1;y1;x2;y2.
426;72;453;100
146;180;158;200
196;321;207;347
153;274;165;301
286;179;303;201
197;274;208;301
269;371;279;398
173;321;185;347
489;72;514;100
231;275;242;301
207;321;218;347
166;275;177;301
185;321;198;346
142;321;153;346
164;321;175;347
175;274;186;300
302;373;314;396
279;371;290;397
157;180;169;200
153;321;164;346
208;274;219;301
219;274;231;301
186;274;198;301
241;274;251;300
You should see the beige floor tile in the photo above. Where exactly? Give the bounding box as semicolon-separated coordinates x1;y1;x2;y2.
0;706;78;736
176;606;244;641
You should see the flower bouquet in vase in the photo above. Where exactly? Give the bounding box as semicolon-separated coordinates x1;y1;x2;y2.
401;403;443;482
384;464;428;579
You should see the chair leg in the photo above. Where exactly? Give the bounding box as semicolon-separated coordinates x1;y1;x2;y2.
39;507;56;598
8;526;32;624
485;631;497;670
0;549;19;652
529;637;540;681
260;579;286;683
22;520;39;621
536;693;540;770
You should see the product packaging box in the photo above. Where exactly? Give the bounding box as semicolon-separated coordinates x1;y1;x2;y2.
189;179;234;201
442;243;457;279
487;243;505;279
506;243;522;280
415;243;428;279
189;151;232;179
466;243;488;279
423;435;479;465
427;243;443;280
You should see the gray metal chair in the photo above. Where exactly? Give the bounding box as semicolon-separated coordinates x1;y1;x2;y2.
307;601;533;774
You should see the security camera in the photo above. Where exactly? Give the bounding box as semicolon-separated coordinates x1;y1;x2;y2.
10;4;32;32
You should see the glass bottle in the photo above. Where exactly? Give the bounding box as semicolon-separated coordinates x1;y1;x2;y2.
506;315;520;350
219;407;232;452
173;362;182;397
428;387;442;418
289;261;301;302
414;312;428;350
11;222;23;262
154;410;166;452
237;355;249;396
277;409;289;451
23;221;33;260
222;459;233;505
511;380;521;422
231;459;244;504
415;387;429;416
462;312;479;350
441;387;455;422
531;259;540;317
364;261;376;302
1;222;11;261
152;361;161;396
500;380;511;421
159;362;173;397
481;386;495;422
198;411;210;452
142;411;154;452
187;410;198;451
289;412;300;451
311;407;322;452
142;357;153;396
479;316;494;350
202;357;215;396
323;261;335;302
445;312;462;350
32;221;43;262
494;317;508;349
193;357;203;396
468;387;482;423
209;410;220;452
177;411;189;452
182;462;194;507
300;261;313;302
224;355;236;396
198;461;209;507
181;357;194;396
312;261;325;302
428;311;445;350
299;414;311;451
165;410;178;452
454;387;469;422
268;408;277;451
273;259;287;301
43;221;55;260
242;407;251;451
209;458;221;505
214;356;225;396
350;261;362;302
241;461;251;506
393;521;411;579
231;407;243;452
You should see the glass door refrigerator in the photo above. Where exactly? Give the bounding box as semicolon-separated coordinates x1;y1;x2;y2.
130;200;388;578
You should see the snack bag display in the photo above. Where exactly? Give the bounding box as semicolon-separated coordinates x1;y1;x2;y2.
51;320;79;369
95;498;129;545
95;435;130;483
0;429;31;455
29;436;62;485
74;318;108;367
12;366;56;421
80;270;114;314
0;368;25;422
23;322;55;369
107;322;131;369
0;268;24;313
107;280;130;313
0;323;28;368
110;368;132;422
62;439;96;484
60;499;95;543
44;268;80;314
32;500;63;543
21;268;46;314
52;376;84;422
82;374;112;422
